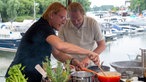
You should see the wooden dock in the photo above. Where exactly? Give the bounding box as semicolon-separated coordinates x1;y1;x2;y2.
0;47;17;52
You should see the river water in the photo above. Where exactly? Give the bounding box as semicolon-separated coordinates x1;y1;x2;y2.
0;32;146;82
100;32;146;69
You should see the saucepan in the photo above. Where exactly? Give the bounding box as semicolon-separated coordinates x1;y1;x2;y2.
87;61;110;72
97;71;121;82
70;71;95;82
88;65;110;73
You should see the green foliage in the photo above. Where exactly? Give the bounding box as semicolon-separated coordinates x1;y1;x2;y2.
17;0;33;16
6;64;28;82
6;0;20;21
111;7;119;12
42;56;71;82
0;0;3;12
130;0;146;13
72;0;91;12
15;15;34;22
1;0;92;22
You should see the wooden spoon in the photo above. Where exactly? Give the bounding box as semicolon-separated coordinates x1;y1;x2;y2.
81;67;98;75
97;64;107;76
81;67;107;76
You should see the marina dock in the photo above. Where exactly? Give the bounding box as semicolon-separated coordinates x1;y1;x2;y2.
0;47;16;52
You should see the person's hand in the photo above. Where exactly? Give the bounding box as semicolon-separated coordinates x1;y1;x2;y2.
81;57;91;67
88;52;100;66
70;58;83;71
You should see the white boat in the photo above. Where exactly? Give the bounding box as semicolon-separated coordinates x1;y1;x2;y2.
117;23;137;34
101;22;117;41
0;23;22;51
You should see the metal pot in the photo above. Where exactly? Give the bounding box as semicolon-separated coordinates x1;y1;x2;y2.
71;71;95;82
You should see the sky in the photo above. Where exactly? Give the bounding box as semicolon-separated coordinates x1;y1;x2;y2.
90;0;126;7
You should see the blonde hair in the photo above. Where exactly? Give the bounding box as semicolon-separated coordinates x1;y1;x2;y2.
67;2;85;15
42;2;66;21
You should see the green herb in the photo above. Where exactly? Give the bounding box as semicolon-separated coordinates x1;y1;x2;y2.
42;56;70;82
6;64;28;82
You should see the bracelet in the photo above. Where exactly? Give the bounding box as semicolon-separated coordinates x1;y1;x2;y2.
70;58;75;65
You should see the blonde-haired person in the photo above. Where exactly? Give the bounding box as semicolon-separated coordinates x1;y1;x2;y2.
59;2;106;67
5;2;99;82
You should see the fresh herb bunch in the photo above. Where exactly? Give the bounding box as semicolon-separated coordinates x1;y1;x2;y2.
6;64;28;82
42;57;70;82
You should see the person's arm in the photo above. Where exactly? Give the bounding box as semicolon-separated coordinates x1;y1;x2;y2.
52;47;72;63
93;40;106;54
52;48;83;69
46;35;100;65
46;35;92;55
92;19;106;54
81;40;106;67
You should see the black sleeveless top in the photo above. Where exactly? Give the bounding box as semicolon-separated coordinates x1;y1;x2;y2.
5;17;56;82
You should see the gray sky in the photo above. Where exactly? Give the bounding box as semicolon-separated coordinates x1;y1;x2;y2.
90;0;126;7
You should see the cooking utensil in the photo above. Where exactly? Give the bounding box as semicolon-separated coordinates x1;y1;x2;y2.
88;65;110;72
35;64;50;82
81;67;98;75
35;64;47;78
110;60;142;76
82;66;107;76
71;71;95;82
97;64;107;76
100;61;104;66
97;71;121;82
91;61;107;76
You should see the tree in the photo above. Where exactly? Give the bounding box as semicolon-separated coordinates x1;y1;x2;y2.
72;0;91;12
36;0;61;15
17;0;32;16
92;6;100;11
100;5;114;11
6;0;20;22
0;0;7;21
0;0;3;22
130;0;146;14
111;6;119;12
0;0;3;12
6;0;20;28
1;0;92;22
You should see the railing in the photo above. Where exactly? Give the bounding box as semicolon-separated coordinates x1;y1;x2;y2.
141;48;146;67
140;48;146;79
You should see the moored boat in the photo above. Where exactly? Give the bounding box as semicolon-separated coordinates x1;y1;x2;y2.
0;24;22;51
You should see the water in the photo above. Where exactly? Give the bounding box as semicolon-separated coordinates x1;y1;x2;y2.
0;32;146;82
100;32;146;69
0;51;15;81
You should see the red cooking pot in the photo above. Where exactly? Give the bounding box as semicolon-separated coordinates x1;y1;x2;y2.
97;71;121;82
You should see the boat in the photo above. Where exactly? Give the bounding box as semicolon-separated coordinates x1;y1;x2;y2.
117;23;137;34
0;23;22;52
101;22;117;41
